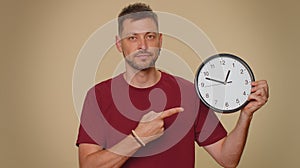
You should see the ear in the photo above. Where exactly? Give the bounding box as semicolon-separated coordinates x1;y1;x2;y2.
115;35;122;53
158;33;163;48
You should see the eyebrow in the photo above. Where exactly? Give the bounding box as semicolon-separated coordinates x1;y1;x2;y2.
122;32;158;38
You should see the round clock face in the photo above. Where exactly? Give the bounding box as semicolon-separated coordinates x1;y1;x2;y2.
195;53;255;113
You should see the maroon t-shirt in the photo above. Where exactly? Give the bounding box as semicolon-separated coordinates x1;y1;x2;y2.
76;72;227;168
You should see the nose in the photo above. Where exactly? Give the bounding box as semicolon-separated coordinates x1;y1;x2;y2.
137;38;148;50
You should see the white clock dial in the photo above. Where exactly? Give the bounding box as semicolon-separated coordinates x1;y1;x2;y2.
195;53;255;113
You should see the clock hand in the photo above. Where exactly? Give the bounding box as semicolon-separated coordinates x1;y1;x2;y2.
205;77;225;85
224;70;231;84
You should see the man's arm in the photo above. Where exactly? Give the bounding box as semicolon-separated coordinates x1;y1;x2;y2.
204;80;269;168
78;107;183;168
78;135;141;168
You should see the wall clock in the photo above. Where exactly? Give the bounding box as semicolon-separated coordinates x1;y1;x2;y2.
195;53;255;113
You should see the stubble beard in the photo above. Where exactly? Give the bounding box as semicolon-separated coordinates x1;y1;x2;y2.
124;49;159;71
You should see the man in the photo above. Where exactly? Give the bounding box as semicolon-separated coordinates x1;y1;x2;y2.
76;3;269;168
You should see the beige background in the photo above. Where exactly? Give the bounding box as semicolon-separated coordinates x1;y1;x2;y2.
1;0;299;167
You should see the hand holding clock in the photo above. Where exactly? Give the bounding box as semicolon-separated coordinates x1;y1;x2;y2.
195;53;269;113
195;54;269;167
242;80;269;117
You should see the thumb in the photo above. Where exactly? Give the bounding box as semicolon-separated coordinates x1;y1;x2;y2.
160;107;184;119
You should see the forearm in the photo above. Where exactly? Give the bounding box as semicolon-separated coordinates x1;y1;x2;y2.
79;108;183;168
205;81;268;167
80;134;142;168
220;112;253;167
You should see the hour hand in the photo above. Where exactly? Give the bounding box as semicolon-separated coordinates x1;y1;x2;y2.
224;70;231;83
205;77;225;84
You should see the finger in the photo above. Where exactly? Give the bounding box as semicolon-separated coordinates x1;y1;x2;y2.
250;86;268;98
251;81;265;90
252;80;267;85
251;87;267;98
251;80;268;89
251;80;269;97
248;91;268;106
141;111;162;122
160;107;184;119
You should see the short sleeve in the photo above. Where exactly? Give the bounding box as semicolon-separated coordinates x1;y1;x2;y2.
195;101;227;146
76;87;106;147
76;124;97;146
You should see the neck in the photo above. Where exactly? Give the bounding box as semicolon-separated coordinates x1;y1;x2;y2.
124;67;161;88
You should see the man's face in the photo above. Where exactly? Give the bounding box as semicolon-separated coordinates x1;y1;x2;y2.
116;18;162;71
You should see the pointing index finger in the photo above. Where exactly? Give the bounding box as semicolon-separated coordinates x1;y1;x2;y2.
160;107;184;119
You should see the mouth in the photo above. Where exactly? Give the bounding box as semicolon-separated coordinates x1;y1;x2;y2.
136;54;151;57
135;52;152;59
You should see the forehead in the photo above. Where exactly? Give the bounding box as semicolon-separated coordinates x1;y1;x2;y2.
121;18;158;36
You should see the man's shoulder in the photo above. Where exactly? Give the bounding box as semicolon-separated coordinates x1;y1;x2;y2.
88;74;123;93
94;78;112;89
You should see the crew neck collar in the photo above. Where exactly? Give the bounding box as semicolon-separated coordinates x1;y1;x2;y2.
121;70;164;90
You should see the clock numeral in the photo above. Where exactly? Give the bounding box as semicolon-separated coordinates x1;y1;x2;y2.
205;93;209;98
225;102;229;107
214;100;218;105
203;71;209;76
200;82;205;87
210;64;215;69
245;79;249;85
240;69;245;74
236;98;240;104
243;91;247;96
232;62;235;68
220;60;225;65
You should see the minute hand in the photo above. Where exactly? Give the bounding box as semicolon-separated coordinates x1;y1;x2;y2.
205;77;225;85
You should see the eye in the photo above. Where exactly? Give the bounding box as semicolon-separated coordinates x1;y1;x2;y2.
146;33;157;40
127;36;137;41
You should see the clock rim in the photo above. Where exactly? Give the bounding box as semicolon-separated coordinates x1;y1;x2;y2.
194;53;255;113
